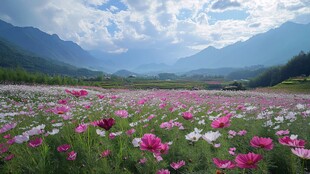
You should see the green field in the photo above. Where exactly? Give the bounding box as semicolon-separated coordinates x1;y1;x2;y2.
270;77;310;93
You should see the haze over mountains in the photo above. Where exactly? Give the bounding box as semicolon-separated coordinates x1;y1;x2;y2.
0;19;309;75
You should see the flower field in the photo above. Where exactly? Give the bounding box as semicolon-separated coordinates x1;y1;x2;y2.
0;85;309;174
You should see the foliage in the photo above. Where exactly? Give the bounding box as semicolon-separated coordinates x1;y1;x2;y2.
249;51;310;87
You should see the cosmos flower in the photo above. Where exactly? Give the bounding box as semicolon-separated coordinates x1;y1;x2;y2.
211;115;231;128
250;136;274;150
202;131;221;144
156;169;170;174
278;136;306;148
235;152;263;169
212;158;236;169
140;134;162;153
170;160;185;170
28;137;43;148
185;131;202;142
52;105;70;115
182;112;193;120
115;110;129;118
57;144;71;152
100;150;111;158
291;148;310;159
67;151;77;160
95;118;115;131
75;124;88;133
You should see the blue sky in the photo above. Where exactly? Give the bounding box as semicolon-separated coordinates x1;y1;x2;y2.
0;0;309;63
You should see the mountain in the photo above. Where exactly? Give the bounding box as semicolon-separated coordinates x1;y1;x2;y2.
0;37;103;77
113;69;140;77
0;19;102;69
175;22;310;71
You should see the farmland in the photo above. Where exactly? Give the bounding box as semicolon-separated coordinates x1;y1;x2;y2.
0;85;309;174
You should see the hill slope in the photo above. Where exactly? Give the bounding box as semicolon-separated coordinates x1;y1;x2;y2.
175;22;310;71
0;19;101;69
0;37;103;77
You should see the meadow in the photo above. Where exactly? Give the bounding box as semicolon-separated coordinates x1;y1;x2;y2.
0;85;309;174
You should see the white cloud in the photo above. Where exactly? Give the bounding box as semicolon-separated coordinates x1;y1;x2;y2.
0;0;309;58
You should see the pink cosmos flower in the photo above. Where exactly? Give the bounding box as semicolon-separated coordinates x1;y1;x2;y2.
237;130;247;136
94;118;115;131
211;115;231;128
170;160;186;170
139;157;147;164
97;94;105;99
182;112;193;120
156;169;170;174
159;143;170;155
276;129;290;136
126;128;135;136
57;144;71;152
278;136;306;148
57;99;68;105
3;134;11;139
7;138;15;145
28;137;43;148
291;148;310;159
0;122;17;134
229;147;236;156
250;136;274;150
52;105;70;115
4;154;15;161
235;152;263;169
65;89;88;97
75;124;88;133
100;150;111;158
115;110;129;118
147;114;156;120
138;99;147;105
67;151;77;160
212;158;236;169
140;133;162;153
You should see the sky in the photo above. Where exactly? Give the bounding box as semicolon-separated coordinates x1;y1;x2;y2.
0;0;309;62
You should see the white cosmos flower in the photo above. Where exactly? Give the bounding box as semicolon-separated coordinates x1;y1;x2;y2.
132;138;141;147
202;131;221;144
96;129;106;137
15;134;29;144
185;132;202;142
48;128;59;135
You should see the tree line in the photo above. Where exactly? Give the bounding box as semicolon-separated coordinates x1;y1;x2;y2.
249;51;310;87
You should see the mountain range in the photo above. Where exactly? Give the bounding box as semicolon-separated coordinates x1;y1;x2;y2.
0;19;309;75
174;22;310;72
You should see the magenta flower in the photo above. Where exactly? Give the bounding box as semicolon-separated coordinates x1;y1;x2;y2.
57;144;71;152
250;136;274;150
115;110;128;118
75;124;88;133
229;147;236;156
211;115;231;128
52;105;70;115
278;136;306;148
4;154;15;161
235;152;263;169
139;157;147;164
170;160;185;170
182;112;193;120
67;151;77;160
95;118;115;131
100;150;111;158
212;158;236;169
276;129;290;136
291;148;310;159
237;130;247;136
140;133;162;153
97;94;105;99
159;143;170;155
28;137;43;148
126;128;135;136
3;134;11;139
156;169;170;174
57;99;68;105
65;89;88;97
